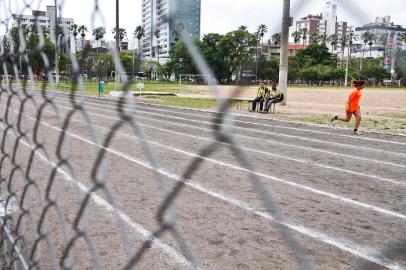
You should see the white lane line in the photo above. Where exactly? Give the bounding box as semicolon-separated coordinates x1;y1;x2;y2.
134;102;406;147
82;120;406;220
46;96;406;169
60;106;404;186
19;106;406;220
45;91;406;147
19;99;405;203
49;94;406;151
20;116;405;270
9;101;405;269
0;219;30;270
0;128;198;269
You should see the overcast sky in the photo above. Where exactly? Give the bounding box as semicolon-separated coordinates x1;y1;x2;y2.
2;0;406;41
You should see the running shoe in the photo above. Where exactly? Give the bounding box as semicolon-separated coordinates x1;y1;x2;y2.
330;115;338;122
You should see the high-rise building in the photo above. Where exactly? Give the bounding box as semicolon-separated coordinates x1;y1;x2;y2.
353;16;406;74
319;1;337;37
294;1;347;52
12;6;75;51
141;0;201;62
295;14;322;45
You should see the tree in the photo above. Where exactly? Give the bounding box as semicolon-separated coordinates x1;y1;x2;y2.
112;27;127;50
78;25;88;51
255;24;268;81
165;42;198;79
339;33;348;53
401;33;406;47
295;43;332;67
271;33;281;54
154;29;161;63
172;23;185;43
310;32;320;44
92;26;106;53
221;26;257;82
319;34;328;44
134;26;145;73
257;24;268;45
70;23;79;53
360;31;374;70
368;34;376;58
291;30;301;54
301;28;308;46
328;33;339;52
199;33;229;82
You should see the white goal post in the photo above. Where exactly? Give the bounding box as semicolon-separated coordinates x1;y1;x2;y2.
179;74;210;86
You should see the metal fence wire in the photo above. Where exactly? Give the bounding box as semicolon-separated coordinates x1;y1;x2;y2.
0;0;405;269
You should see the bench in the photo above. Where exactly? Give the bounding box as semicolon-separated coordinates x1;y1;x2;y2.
230;97;283;114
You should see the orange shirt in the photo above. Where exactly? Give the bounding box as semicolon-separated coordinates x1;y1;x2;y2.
345;88;362;113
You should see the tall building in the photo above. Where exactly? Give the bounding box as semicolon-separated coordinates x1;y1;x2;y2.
353;16;406;74
12;6;75;51
294;1;347;52
141;0;201;61
295;14;322;45
319;1;337;37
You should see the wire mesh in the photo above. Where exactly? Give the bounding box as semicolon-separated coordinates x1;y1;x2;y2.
0;0;405;269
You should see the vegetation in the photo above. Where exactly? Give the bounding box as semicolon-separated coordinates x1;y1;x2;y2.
1;24;402;87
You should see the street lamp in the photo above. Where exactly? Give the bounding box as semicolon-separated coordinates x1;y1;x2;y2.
115;0;120;90
54;0;59;84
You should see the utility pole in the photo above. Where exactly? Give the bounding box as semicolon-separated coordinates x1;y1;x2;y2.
344;27;353;87
54;0;59;84
115;0;120;90
278;0;290;105
132;34;135;79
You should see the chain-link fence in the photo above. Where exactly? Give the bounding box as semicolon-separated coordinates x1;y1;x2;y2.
0;0;405;269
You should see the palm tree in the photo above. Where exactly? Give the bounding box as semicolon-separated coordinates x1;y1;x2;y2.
172;23;185;43
133;26;145;75
257;24;268;45
401;33;406;46
255;24;267;81
78;25;88;50
301;28;308;46
361;31;373;70
319;34;328;44
154;29;161;63
70;23;79;53
310;32;320;44
368;34;376;58
112;27;127;51
291;30;301;54
328;33;339;52
271;32;281;54
339;33;348;53
92;26;106;54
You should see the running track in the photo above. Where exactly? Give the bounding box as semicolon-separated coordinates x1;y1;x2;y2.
1;91;405;269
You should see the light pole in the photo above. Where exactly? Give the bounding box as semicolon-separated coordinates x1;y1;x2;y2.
132;35;136;79
344;27;353;87
54;0;59;84
115;0;120;90
278;0;290;105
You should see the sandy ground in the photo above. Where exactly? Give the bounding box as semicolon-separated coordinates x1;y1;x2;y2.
176;86;406;135
1;90;406;269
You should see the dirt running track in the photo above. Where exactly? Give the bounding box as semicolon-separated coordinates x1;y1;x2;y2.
1;91;405;270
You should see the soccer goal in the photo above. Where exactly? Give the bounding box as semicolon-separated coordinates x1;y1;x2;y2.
179;74;210;86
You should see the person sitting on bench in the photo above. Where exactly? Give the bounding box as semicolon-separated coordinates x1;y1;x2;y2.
250;81;269;112
260;86;283;113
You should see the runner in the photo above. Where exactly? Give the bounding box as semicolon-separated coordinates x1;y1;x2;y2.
331;80;366;135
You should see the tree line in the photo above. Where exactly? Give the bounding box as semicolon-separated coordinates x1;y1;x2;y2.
1;23;406;85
